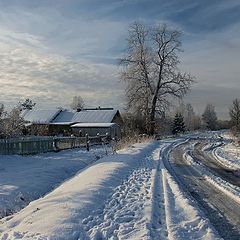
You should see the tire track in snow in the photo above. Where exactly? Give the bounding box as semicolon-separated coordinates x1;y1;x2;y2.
170;141;240;239
150;147;167;240
153;140;220;240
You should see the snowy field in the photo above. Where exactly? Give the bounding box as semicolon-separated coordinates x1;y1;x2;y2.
0;132;239;239
0;147;111;218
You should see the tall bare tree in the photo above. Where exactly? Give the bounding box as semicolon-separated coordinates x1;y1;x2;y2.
229;98;240;131
184;103;196;131
202;104;218;130
120;22;194;135
70;96;85;110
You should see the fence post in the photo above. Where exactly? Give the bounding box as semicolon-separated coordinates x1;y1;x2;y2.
85;134;89;151
53;138;59;152
97;133;100;143
111;137;117;154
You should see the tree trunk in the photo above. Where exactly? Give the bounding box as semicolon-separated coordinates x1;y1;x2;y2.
149;95;158;135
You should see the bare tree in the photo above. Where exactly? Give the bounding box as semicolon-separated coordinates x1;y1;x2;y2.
184;103;196;131
175;102;201;131
70;96;85;110
0;103;6;137
120;22;194;135
192;115;201;130
202;104;218;130
229;98;240;131
0;103;5;119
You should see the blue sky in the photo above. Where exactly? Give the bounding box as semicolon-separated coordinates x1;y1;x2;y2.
0;0;239;118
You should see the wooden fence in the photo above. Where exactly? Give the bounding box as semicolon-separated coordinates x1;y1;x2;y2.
0;135;110;155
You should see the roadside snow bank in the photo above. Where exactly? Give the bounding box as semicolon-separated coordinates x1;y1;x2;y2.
184;151;240;204
0;142;157;240
213;144;240;170
162;169;218;240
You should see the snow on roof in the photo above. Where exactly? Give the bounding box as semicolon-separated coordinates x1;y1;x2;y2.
50;122;75;126
24;122;33;127
51;110;75;123
23;108;119;125
71;110;118;123
23;109;61;124
21;109;30;118
71;123;116;128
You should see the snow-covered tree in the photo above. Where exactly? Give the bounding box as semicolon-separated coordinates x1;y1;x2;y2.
0;103;6;137
70;96;85;110
175;102;200;131
229;98;240;132
20;98;36;110
184;103;196;131
192;115;202;130
172;113;185;135
0;103;4;118
2;106;25;138
202;104;218;130
120;22;194;135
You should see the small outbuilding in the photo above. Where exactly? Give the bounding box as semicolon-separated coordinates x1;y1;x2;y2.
71;123;121;139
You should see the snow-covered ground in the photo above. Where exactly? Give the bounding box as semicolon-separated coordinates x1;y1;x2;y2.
0;146;111;218
183;132;240;204
1;132;239;239
201;131;240;175
184;150;240;204
213;142;240;170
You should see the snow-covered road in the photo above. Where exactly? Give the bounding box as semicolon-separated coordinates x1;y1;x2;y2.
169;138;240;239
0;132;239;239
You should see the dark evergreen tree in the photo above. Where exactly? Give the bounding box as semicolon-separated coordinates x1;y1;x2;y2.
172;113;185;135
20;98;36;110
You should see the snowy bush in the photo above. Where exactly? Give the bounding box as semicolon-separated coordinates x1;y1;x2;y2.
1;106;25;138
116;133;153;150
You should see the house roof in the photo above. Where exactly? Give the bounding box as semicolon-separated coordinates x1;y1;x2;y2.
22;109;61;124
71;123;117;128
23;108;120;125
71;110;118;123
50;122;74;126
51;110;75;123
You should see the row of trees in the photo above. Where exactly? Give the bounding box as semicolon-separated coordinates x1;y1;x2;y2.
172;103;219;135
122;100;231;137
158;99;240;136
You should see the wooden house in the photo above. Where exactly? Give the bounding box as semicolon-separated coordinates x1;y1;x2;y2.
22;107;123;137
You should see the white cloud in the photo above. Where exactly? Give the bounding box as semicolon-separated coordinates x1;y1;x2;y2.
0;1;239;119
0;26;124;110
